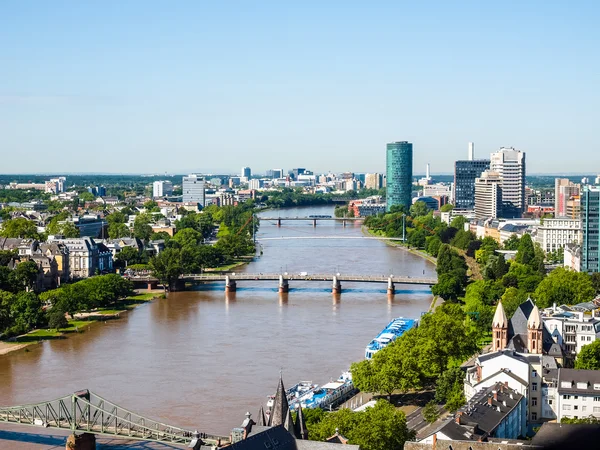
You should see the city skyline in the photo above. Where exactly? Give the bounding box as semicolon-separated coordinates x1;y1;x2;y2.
1;2;599;174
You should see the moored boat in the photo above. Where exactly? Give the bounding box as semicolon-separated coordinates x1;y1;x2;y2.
364;317;417;359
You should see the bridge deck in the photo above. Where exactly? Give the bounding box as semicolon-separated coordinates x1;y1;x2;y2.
258;217;364;221
129;273;436;285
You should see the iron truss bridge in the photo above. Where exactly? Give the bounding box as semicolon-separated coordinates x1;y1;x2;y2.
0;390;228;446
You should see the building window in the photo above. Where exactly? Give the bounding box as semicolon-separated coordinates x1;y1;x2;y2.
583;406;587;412
594;407;600;413
574;405;579;410
532;412;537;421
564;395;571;400
532;397;538;406
549;399;553;405
533;383;538;391
594;397;600;402
563;405;571;410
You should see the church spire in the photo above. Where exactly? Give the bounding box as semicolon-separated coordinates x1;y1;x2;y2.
492;300;508;328
257;404;266;427
492;300;509;352
528;303;543;354
283;407;295;435
293;404;309;440
268;376;290;427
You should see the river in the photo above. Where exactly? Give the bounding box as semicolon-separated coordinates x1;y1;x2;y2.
0;205;436;436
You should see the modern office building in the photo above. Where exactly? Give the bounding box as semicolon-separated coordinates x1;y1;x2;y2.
266;169;284;179
555;178;580;218
454;143;490;211
386;141;413;211
581;186;600;273
490;147;526;216
241;167;252;179
182;174;206;206
474;170;503;220
152;180;173;198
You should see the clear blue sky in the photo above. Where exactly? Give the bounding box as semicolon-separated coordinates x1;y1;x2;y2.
1;1;599;175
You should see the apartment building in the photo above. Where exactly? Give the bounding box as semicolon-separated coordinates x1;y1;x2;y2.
534;218;581;253
555;369;600;422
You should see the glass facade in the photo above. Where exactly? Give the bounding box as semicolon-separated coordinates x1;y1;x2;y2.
386;141;413;211
454;160;490;210
582;186;600;273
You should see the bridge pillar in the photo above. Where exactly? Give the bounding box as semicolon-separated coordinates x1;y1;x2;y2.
387;277;395;296
313;219;317;227
332;276;342;294
147;281;158;291
225;275;237;292
343;219;346;227
278;275;289;293
277;218;281;227
66;433;95;450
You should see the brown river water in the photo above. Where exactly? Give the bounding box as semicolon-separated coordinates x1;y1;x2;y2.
0;206;435;436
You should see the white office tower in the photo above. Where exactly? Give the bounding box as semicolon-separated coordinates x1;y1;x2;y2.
182;174;205;206
426;163;431;180
474;170;503;220
490;147;526;215
153;180;173;198
468;142;475;161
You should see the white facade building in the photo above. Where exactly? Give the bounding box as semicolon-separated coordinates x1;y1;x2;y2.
248;179;264;190
490;148;526;214
152;180;173;198
534;218;581;253
182;175;205;206
542;309;600;357
474;170;502;220
555;369;600;422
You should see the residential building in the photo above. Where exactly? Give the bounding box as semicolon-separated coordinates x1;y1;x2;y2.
182;174;206;206
542;308;600;358
386;141;413;211
364;173;383;190
419;383;527;444
555;368;600;422
152;180;173;198
581;186;600;273
474;171;502;220
555;179;580;218
564;243;581;272
48;237;105;279
248;179;264;190
566;195;581;219
534;218;581;253
348;196;386;217
490;148;526;216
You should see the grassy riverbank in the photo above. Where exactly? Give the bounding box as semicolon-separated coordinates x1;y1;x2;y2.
0;291;163;356
361;226;437;266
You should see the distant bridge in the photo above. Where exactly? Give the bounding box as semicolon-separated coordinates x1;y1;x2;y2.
128;273;436;294
258;216;364;226
0;390;227;447
258;236;404;241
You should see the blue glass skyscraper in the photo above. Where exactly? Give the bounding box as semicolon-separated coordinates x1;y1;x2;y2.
386;141;413;211
582;186;600;273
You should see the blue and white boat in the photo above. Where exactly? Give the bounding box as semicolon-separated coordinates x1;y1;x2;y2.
364;317;418;359
289;372;355;411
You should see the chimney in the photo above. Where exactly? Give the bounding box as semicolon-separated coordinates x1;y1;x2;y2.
493;390;498;401
487;397;492;406
504;381;509;388
468;142;475;160
432;433;437;450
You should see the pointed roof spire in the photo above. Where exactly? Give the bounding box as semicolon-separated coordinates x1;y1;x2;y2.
257;405;266;427
283;407;295;434
268;375;290;427
293;404;309;440
528;304;542;330
493;300;508;328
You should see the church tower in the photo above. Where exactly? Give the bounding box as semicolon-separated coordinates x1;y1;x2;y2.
492;300;508;351
527;304;543;354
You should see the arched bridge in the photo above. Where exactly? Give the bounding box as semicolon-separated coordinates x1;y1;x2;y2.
0;390;228;447
128;273;437;294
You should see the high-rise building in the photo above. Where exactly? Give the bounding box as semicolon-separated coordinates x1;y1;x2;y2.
365;173;383;190
454;143;490;211
581;186;600;273
490;147;526;216
182;174;206;206
153;180;173;198
241;167;252;179
554;178;580;218
474;170;502;220
386;141;413;211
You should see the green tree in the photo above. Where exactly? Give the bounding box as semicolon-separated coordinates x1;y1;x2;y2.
408;229;427;248
440;204;454;212
0;290;15;335
446;389;466;413
79;192;95;202
46;306;68;330
503;234;521;251
450;216;467;230
172;228;204;248
500;287;530;319
115;246;140;267
450;230;476;250
133;213;153;241
434;367;465;404
409;201;430;217
575;340;600;370
422;401;440;424
591;272;600;295
0;218;41;239
149;248;183;291
431;273;464;301
534;268;595;309
515;234;535;266
350;359;376;393
9;291;45;334
13;260;40;291
426;235;442;257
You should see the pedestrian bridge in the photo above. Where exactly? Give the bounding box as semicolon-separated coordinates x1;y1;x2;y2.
258;216;364;227
128;273;437;294
0;390;228;447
